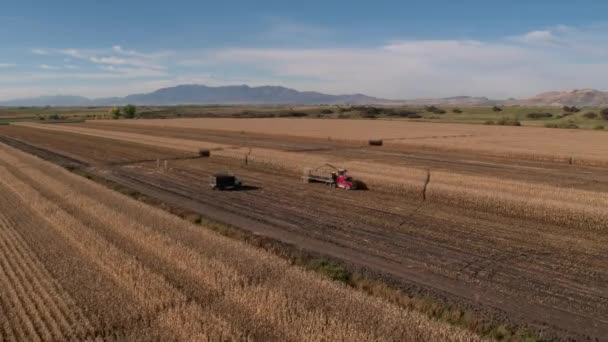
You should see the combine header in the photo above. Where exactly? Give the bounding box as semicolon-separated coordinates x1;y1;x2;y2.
302;164;357;190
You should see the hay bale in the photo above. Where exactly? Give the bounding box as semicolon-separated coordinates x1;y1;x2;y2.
369;139;383;146
199;149;211;157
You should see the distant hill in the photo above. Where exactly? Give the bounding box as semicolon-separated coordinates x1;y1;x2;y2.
3;85;608;107
399;96;499;106
0;85;389;106
512;89;608;107
0;95;93;107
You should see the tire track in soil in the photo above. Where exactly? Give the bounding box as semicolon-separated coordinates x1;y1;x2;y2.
140;159;601;288
116;157;608;339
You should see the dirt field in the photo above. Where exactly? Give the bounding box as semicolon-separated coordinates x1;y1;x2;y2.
0;142;481;341
1;122;607;340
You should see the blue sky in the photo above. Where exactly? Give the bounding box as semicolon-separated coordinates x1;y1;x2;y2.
2;0;608;100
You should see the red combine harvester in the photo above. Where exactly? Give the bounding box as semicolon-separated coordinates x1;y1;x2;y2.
302;164;357;190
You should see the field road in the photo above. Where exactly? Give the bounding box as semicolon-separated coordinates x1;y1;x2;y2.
1;123;608;340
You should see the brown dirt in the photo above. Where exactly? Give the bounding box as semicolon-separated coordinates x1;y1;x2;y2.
1;124;607;340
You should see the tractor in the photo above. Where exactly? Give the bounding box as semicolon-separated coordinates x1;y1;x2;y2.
210;173;242;190
302;164;357;190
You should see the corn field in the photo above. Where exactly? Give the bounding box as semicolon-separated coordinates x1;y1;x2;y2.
0;143;480;341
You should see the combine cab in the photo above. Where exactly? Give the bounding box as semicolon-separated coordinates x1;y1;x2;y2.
303;164;357;190
210;173;242;190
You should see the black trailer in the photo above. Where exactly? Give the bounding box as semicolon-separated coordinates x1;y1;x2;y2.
210;173;242;190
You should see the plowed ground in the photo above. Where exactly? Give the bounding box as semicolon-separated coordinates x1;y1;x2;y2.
1;124;607;340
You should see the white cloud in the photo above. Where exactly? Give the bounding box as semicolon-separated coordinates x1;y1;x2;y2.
38;64;61;70
31;46;168;70
0;63;17;68
516;30;557;44
59;49;86;58
205;25;608;98
98;65;168;77
9;24;608;100
90;56;128;65
31;48;50;55
90;56;165;70
209;40;548;98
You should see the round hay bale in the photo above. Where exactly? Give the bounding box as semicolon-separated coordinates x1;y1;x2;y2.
368;139;383;146
199;149;211;157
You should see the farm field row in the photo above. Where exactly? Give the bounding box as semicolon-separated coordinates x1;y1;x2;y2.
0;142;478;341
1;124;607;339
13;122;608;230
91;118;608;165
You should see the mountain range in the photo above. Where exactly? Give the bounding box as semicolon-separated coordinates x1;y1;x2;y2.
2;84;608;107
0;85;384;107
505;89;608;107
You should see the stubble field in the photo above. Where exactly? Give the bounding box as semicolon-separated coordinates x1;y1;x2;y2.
96;117;608;165
1;117;608;340
0;143;479;341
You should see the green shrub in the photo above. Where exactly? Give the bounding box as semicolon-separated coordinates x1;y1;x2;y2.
593;125;605;130
496;117;521;126
526;112;553;119
351;106;382;115
583;112;598;119
425;106;446;114
563;106;581;113
278;111;308;117
492;105;503;112
387;109;420;118
484;120;495;125
110;107;121;119
308;258;350;283
452;108;463;113
545;122;579;129
123;104;137;119
600;108;608;120
320;109;333;114
361;112;377;119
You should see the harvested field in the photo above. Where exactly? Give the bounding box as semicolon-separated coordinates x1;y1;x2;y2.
1;122;608;340
0;142;480;341
13;122;608;230
91;118;608;165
